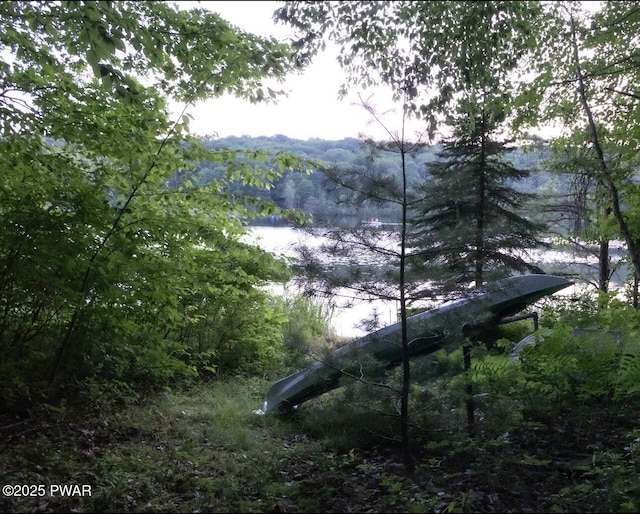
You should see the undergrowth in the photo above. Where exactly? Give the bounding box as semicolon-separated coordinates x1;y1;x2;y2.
2;295;640;512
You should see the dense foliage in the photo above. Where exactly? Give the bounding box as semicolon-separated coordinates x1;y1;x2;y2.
273;0;640;481
0;1;306;409
2;298;640;513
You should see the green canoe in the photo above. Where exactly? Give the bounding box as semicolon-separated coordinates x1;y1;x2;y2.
260;274;574;415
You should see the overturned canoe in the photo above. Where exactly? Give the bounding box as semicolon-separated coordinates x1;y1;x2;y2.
261;274;574;415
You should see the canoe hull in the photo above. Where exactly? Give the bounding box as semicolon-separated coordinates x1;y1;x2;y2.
263;274;573;414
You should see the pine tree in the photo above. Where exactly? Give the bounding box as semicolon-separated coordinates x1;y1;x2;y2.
408;108;548;299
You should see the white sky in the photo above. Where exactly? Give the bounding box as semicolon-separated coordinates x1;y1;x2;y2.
177;1;601;142
176;0;409;141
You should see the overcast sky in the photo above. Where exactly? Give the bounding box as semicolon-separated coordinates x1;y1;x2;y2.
177;1;409;141
179;1;601;141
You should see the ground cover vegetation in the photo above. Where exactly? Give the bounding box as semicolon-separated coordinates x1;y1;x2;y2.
2;1;640;512
2;296;640;513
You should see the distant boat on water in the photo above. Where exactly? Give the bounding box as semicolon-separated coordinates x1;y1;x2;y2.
361;218;403;228
362;218;383;228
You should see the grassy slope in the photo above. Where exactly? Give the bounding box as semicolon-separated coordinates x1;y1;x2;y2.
2;373;640;513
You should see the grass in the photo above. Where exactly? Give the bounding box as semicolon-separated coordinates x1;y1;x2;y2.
2;362;640;513
2;376;302;513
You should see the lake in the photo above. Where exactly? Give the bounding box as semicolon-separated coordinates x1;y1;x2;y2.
242;226;400;338
244;226;625;338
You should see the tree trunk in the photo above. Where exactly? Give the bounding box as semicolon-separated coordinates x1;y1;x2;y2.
598;237;609;293
569;13;640;287
399;134;414;473
474;111;487;288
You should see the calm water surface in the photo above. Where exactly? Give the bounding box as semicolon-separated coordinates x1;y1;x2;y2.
244;226;619;338
244;226;399;338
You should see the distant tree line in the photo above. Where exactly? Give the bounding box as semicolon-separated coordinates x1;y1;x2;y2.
195;135;558;228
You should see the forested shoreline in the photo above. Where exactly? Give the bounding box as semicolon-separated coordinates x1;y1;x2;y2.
195;135;557;228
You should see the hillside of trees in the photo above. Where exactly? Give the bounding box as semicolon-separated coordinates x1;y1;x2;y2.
194;135;558;227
